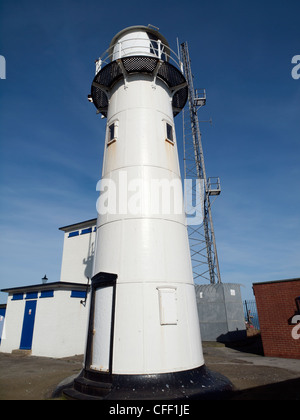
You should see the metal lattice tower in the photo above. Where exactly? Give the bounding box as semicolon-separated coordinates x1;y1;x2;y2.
180;42;221;285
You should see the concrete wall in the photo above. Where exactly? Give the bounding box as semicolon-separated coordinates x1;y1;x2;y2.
32;290;89;358
0;306;6;343
195;283;246;342
60;224;96;285
0;297;24;352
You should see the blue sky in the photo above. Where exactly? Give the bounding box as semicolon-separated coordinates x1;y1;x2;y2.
0;0;299;303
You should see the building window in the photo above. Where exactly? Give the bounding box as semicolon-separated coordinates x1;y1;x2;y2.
12;293;23;301
109;123;115;141
68;231;79;238
70;290;87;299
26;292;38;300
81;228;92;235
107;120;119;145
40;290;54;299
166;122;174;143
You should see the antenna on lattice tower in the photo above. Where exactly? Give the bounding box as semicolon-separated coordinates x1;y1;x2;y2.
180;41;221;285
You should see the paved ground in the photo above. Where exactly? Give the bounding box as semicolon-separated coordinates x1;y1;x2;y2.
0;352;83;400
202;344;300;400
0;340;299;400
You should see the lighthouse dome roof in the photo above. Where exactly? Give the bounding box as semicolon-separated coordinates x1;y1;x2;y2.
109;25;170;51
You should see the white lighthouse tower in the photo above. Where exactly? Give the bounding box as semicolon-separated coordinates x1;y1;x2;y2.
64;26;232;400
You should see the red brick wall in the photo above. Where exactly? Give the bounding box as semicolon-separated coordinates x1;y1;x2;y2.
253;279;300;359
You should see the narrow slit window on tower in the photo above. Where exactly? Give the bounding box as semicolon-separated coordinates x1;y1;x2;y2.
107;120;119;145
109;123;115;141
166;122;174;143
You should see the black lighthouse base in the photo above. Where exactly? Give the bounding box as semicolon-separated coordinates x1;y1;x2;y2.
62;365;233;400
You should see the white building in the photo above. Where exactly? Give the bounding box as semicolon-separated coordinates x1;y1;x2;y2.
0;218;96;358
59;218;96;285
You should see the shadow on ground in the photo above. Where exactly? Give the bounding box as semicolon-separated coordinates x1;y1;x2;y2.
224;333;264;356
231;377;300;400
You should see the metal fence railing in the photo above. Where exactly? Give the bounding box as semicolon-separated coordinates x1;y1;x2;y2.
243;299;260;330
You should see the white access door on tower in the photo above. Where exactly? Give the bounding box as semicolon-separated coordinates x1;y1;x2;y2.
90;285;114;372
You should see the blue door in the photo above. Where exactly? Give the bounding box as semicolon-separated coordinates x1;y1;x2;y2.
20;300;37;350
